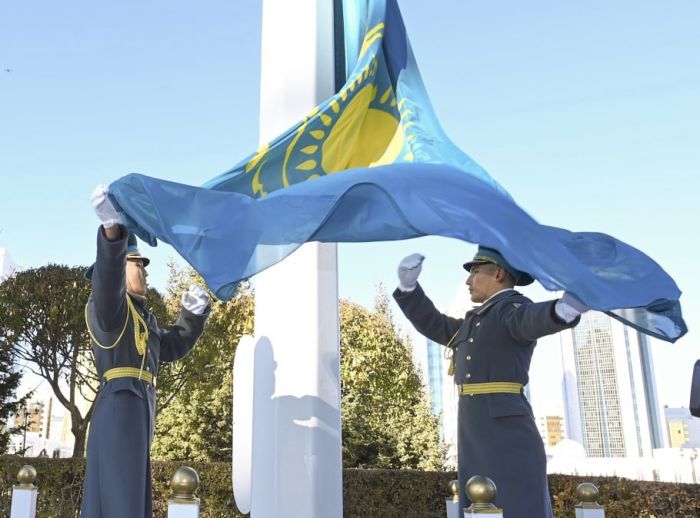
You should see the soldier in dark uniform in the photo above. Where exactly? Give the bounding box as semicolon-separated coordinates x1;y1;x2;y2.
82;185;211;518
393;247;588;518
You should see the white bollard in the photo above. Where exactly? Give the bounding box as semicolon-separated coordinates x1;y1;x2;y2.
463;476;503;518
575;483;605;518
445;479;460;518
10;465;38;518
167;466;200;518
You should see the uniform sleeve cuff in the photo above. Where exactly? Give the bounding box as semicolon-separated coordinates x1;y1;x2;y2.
551;300;581;326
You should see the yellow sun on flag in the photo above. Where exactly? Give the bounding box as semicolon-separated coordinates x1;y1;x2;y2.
245;21;416;196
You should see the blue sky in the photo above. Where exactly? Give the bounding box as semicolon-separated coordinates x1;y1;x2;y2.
1;1;698;413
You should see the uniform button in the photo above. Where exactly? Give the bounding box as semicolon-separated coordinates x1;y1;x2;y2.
468;338;474;343
466;373;471;379
146;366;150;372
475;322;481;327
466;355;472;361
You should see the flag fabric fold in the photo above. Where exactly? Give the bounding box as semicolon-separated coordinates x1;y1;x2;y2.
108;0;687;342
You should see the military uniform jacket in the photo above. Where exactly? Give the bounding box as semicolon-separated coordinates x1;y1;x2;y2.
394;284;578;518
81;227;209;518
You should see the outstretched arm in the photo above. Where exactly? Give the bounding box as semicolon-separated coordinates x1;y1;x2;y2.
394;283;463;345
392;253;464;345
89;185;129;336
160;286;211;362
502;294;586;342
90;225;128;330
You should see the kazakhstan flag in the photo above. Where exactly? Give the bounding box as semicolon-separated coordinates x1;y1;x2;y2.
109;0;687;343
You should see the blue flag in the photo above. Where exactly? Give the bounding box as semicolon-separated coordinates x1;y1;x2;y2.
109;0;687;343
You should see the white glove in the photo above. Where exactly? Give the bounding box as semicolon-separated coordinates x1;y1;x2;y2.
90;184;123;228
397;253;425;292
181;285;211;315
555;292;590;323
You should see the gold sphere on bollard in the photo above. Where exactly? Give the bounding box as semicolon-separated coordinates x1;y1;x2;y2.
576;482;602;508
465;475;500;511
170;466;200;502
465;475;503;514
16;465;37;488
448;479;460;502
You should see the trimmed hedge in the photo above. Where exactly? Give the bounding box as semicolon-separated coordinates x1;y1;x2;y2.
549;474;700;518
0;456;84;517
1;456;700;517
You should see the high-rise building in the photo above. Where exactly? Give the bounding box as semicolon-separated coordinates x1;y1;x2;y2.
425;339;444;416
538;415;566;448
411;333;458;467
15;400;47;435
561;311;666;458
665;407;700;448
43;397;73;444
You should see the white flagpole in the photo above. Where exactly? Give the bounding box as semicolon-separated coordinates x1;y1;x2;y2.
232;1;343;517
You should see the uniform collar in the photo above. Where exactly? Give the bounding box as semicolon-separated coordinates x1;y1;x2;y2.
482;288;517;305
128;291;147;308
473;288;518;316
